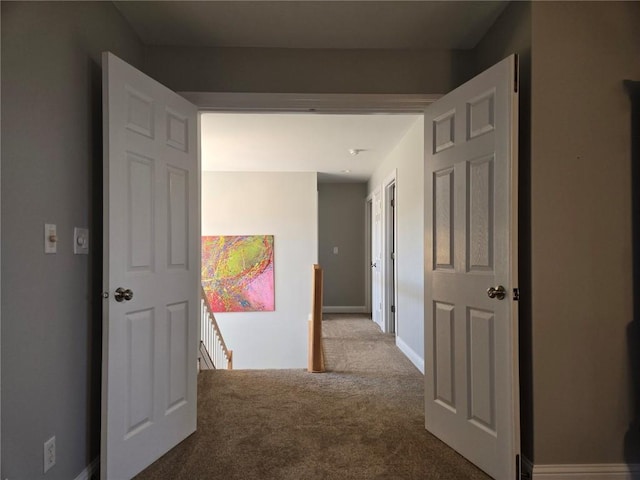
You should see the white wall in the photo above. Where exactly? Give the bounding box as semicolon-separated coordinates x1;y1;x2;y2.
368;117;425;372
202;171;318;369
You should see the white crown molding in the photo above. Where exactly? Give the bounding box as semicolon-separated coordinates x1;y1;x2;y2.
179;92;441;113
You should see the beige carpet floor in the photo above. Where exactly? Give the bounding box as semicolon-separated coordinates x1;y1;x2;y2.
135;314;491;480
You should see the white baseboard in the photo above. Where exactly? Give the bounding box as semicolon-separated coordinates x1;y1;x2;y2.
396;336;424;374
74;457;99;480
532;463;640;479
322;306;367;314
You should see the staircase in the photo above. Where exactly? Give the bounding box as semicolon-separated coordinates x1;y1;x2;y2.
200;286;233;370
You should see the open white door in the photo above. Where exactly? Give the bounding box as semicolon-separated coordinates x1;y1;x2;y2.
424;55;519;480
101;52;199;479
371;187;383;330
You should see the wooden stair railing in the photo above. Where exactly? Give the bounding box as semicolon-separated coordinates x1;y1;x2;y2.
308;264;325;373
200;286;233;370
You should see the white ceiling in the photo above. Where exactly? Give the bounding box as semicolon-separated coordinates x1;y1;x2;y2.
201;113;421;182
115;1;509;50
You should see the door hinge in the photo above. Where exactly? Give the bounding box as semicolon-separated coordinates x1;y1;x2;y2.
390;199;395;207
514;55;519;93
518;453;532;479
513;287;520;301
516;454;533;480
391;305;395;313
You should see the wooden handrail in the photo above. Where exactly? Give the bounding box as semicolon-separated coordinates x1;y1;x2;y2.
201;286;233;370
308;264;325;373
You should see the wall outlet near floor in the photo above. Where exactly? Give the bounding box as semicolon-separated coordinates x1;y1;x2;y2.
44;436;56;473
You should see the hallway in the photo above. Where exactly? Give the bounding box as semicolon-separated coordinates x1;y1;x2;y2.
135;314;490;479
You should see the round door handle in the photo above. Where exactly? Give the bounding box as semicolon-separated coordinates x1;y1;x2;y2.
371;262;377;268
487;285;506;300
114;287;134;302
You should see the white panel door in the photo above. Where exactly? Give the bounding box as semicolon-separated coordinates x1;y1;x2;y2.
424;55;519;480
101;52;199;480
371;187;383;330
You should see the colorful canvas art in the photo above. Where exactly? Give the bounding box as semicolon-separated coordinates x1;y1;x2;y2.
202;235;275;312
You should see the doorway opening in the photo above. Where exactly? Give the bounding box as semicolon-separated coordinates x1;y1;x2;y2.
383;171;397;335
364;196;372;317
199;111;420;369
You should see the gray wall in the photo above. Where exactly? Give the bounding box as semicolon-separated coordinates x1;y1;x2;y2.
144;46;468;94
529;1;640;465
318;183;367;308
3;0;639;476
471;0;640;467
1;3;143;479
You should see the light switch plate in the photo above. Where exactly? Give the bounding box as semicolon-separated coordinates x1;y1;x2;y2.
44;224;57;254
73;227;89;255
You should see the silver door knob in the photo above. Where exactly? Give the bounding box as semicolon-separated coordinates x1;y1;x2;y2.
487;285;506;300
114;287;134;302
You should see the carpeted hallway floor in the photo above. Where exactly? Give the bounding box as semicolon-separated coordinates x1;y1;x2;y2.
135;314;491;479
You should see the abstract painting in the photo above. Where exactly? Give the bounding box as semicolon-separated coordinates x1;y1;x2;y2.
202;235;275;312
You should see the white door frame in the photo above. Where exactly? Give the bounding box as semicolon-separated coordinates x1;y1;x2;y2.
0;82;3;474
381;169;398;335
183;93;524;476
179;92;439;114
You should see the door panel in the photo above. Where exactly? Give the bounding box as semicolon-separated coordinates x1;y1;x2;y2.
102;52;199;480
466;308;496;434
424;55;519;480
434;302;455;411
434;168;454;269
168;167;189;268
127;153;155;271
468;156;494;272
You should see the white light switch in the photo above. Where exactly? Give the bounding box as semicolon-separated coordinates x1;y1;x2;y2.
73;227;89;255
333;246;339;254
44;224;57;254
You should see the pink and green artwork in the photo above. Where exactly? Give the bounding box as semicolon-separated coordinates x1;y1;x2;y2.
202;235;275;312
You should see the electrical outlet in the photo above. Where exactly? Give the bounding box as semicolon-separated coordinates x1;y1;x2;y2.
44;436;55;473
